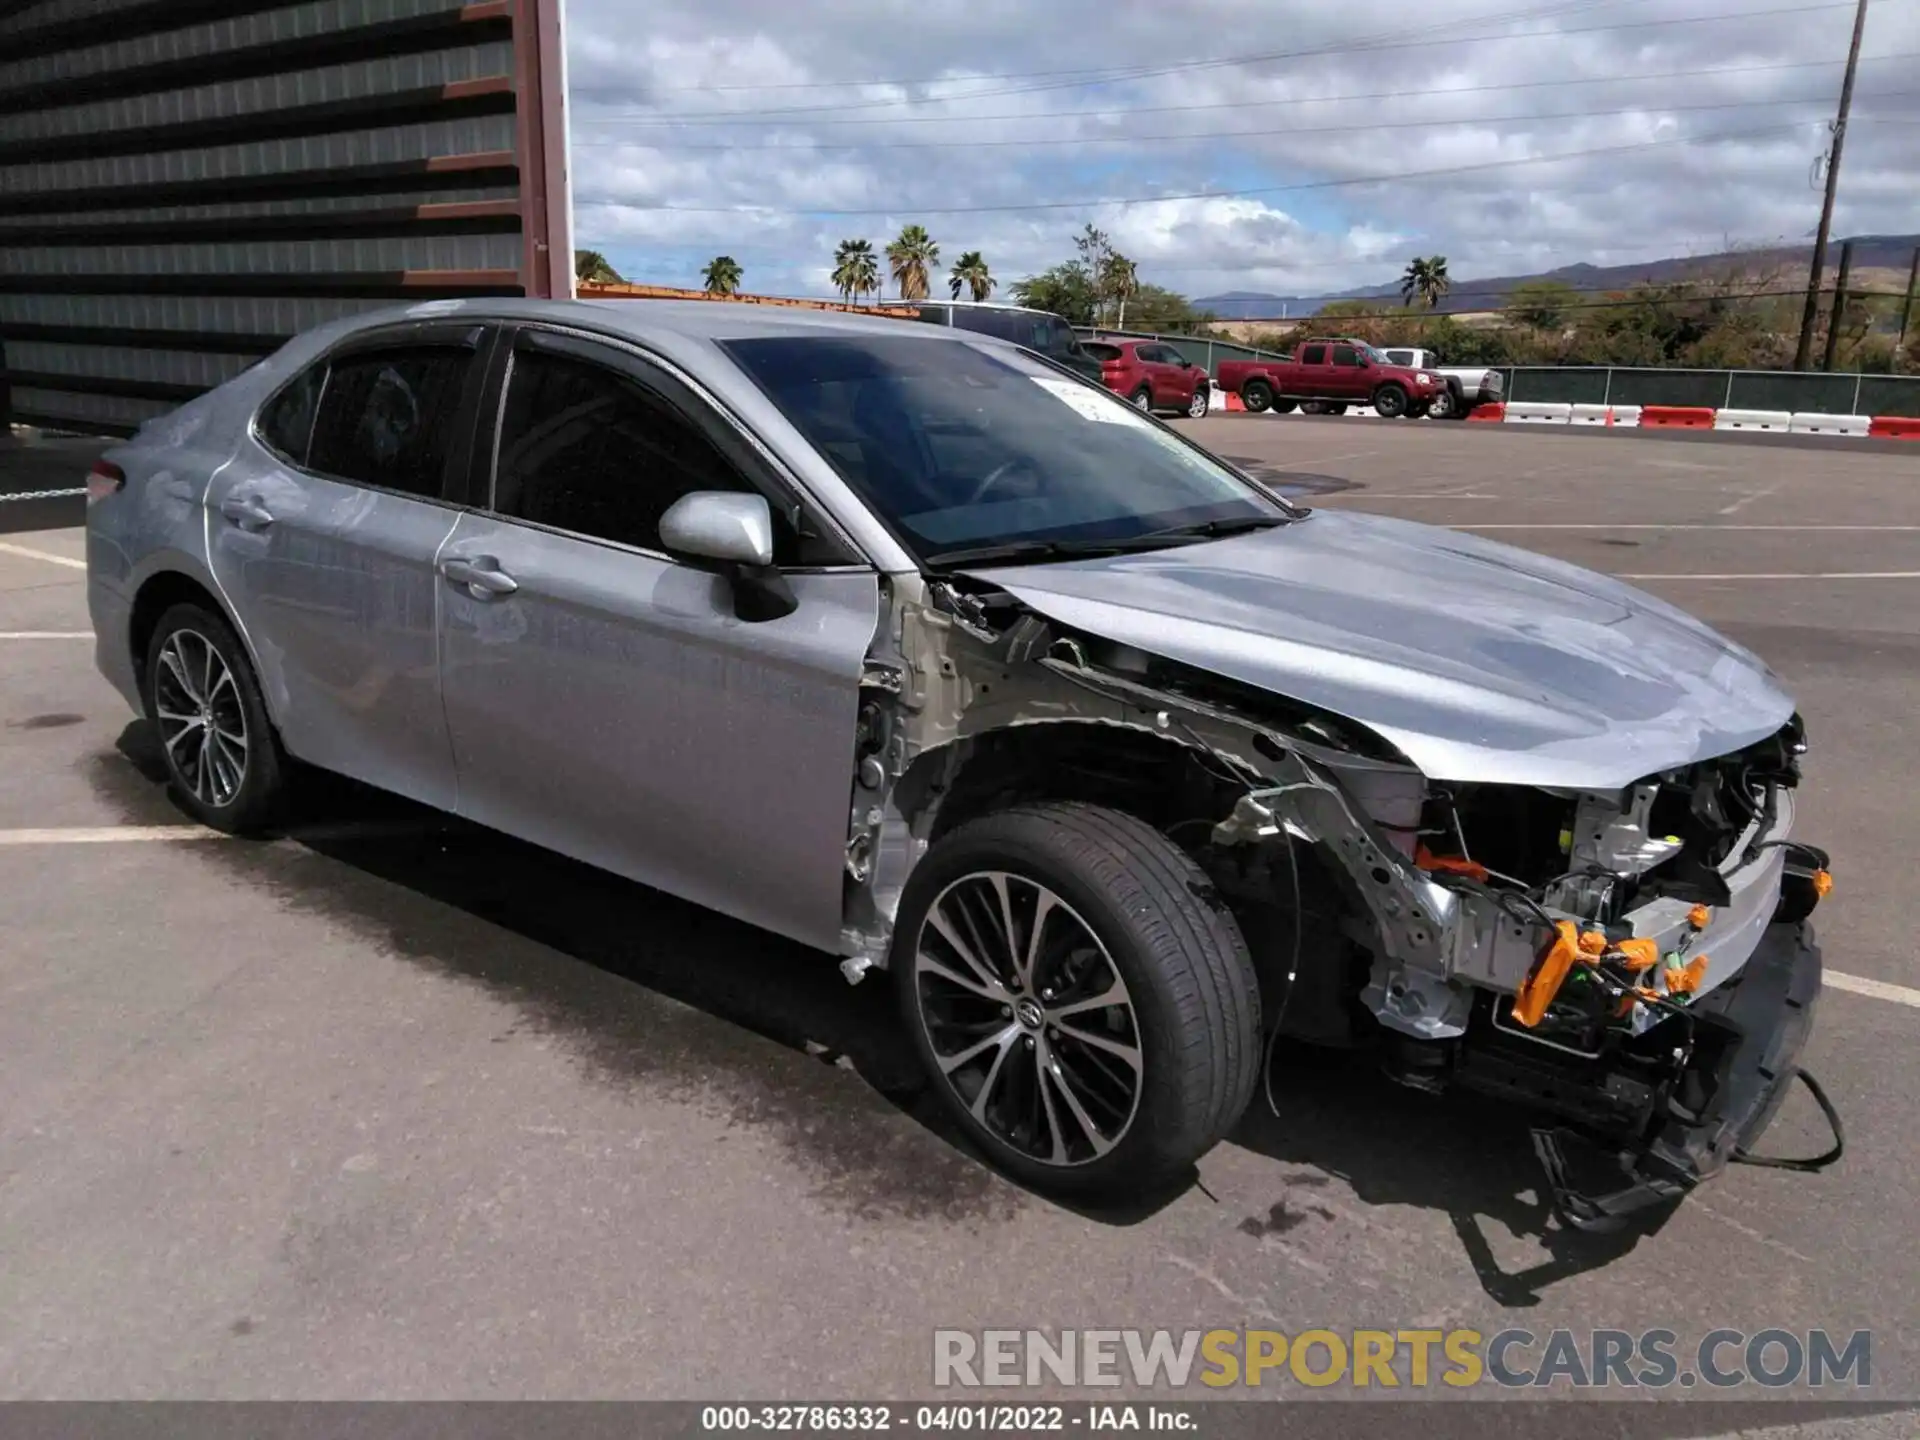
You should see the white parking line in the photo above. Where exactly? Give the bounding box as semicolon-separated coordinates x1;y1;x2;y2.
0;825;222;845
0;631;91;639
1827;971;1920;1009
0;540;85;570
1619;572;1920;581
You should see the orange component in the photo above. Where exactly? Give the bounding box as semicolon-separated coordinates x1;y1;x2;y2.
1666;954;1710;996
1577;929;1608;956
1614;938;1661;972
1512;921;1581;1028
1688;904;1712;930
1812;869;1835;898
1414;844;1489;882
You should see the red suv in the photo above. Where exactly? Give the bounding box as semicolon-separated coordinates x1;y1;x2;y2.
1082;338;1211;418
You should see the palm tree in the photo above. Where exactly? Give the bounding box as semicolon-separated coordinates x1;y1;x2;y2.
702;255;743;297
886;224;939;300
1101;253;1138;328
832;238;881;307
1400;255;1451;309
574;249;623;285
948;250;994;302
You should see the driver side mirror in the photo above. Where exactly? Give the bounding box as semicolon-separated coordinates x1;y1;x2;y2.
658;491;798;622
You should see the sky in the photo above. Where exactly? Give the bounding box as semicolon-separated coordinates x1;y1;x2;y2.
561;0;1920;303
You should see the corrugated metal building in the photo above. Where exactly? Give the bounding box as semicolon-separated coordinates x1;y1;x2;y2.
0;0;571;436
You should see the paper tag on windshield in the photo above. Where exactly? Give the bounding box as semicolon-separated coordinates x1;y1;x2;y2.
1029;375;1153;427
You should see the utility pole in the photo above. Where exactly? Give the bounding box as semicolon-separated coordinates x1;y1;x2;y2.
1898;245;1920;358
1822;241;1856;371
1793;0;1872;371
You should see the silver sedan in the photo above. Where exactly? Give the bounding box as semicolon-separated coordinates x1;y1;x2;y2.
86;299;1835;1221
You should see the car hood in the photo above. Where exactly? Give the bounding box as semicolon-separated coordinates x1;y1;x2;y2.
962;509;1794;789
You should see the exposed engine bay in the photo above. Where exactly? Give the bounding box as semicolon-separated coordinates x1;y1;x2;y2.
841;571;1841;1229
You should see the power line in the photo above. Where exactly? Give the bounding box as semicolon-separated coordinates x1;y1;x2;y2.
575;120;1829;217
609;2;1852;123
570;90;1920;152
576;52;1917;129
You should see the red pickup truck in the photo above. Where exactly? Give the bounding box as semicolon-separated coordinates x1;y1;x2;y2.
1216;339;1449;418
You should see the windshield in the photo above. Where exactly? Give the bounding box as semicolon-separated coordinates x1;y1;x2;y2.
723;334;1293;562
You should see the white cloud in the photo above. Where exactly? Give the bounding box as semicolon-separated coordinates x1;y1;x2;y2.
562;0;1920;300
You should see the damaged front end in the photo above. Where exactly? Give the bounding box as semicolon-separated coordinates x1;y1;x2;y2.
845;572;1839;1230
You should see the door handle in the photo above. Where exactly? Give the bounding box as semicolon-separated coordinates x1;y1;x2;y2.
440;555;519;599
219;494;274;531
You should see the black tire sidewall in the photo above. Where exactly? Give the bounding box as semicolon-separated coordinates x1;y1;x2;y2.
143;602;284;833
1374;384;1407;417
1242;381;1273;413
893;808;1253;1193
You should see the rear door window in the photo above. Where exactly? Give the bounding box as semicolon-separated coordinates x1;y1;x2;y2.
1300;344;1326;366
306;347;473;498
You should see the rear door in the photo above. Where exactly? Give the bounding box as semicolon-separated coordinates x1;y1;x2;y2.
205;324;486;809
1295;342;1330;398
434;326;880;952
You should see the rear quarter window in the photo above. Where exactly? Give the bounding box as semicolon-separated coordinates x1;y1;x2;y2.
256;363;324;465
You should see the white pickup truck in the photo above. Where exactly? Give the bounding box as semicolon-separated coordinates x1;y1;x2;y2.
1379;348;1504;420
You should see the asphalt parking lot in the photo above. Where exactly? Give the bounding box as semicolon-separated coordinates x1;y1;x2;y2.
2;419;1917;1429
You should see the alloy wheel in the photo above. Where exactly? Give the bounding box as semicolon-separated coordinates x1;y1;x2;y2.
913;871;1144;1167
153;628;249;808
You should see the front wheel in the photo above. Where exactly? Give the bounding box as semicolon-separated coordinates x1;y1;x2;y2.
1186;384;1210;418
143;602;290;833
1373;384;1409;418
1241;380;1273;413
895;803;1261;1196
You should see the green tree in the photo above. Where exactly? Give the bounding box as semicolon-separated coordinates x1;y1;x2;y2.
1504;278;1579;332
832;238;880;307
701;255;742;297
1011;263;1099;326
886;224;939;300
1122;283;1215;334
1400;255;1451;309
574;249;623;284
1101;253;1139;328
948;250;994;302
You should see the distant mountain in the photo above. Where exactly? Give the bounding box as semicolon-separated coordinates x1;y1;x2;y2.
1194;233;1920;321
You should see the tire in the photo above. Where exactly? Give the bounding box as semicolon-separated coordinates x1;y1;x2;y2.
1186;384;1210;419
1301;399;1328;415
1272;398;1297;414
1130;386;1153;412
1373;384;1409;419
1407;399;1430;420
1241;380;1273;414
143;602;289;834
1426;386;1457;420
894;802;1261;1196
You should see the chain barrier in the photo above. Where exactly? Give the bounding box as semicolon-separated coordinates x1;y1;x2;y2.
0;488;86;502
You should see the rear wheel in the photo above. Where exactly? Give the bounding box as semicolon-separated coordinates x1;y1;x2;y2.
1241;380;1273;413
143;602;290;834
1130;386;1153;412
1407;399;1431;420
895;802;1261;1196
1272;398;1297;414
1186;384;1210;419
1373;384;1409;418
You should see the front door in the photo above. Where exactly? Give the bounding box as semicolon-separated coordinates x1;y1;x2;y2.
435;328;881;953
205;326;484;809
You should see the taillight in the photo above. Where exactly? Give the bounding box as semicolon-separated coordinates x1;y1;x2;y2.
86;459;125;502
